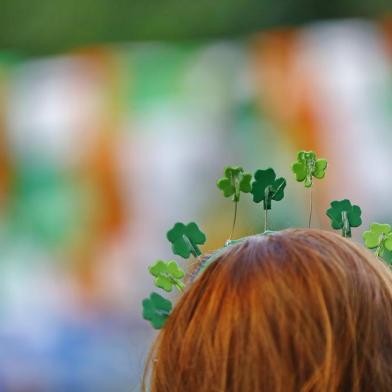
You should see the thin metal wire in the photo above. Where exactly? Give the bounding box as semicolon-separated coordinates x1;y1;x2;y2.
375;233;385;258
308;187;313;228
229;201;238;240
264;209;268;232
188;255;204;283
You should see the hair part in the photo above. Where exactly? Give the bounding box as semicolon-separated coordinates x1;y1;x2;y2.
144;229;392;392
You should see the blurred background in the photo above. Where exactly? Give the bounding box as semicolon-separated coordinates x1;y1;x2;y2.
1;1;392;391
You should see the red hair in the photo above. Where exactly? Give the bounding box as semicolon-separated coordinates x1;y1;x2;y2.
144;229;392;391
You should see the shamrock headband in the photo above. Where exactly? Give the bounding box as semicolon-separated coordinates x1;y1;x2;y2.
142;150;391;330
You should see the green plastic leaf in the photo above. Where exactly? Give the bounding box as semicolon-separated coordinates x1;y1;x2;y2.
142;292;172;329
314;159;328;179
326;199;362;237
381;249;392;265
363;223;392;262
363;223;391;249
291;150;328;188
216;166;252;202
167;222;206;259
384;236;392;252
149;260;185;292
251;168;286;210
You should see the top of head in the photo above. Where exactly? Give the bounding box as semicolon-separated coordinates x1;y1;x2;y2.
195;230;276;276
197;228;377;280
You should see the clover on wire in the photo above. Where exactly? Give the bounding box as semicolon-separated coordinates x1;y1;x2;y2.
216;166;252;240
363;223;392;261
291;150;327;227
142;292;172;330
292;150;327;188
148;259;185;292
167;222;206;259
251;168;286;232
326;199;362;238
141;258;185;329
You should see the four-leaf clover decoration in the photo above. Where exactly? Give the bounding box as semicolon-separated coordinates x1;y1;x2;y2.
142;292;172;329
326;199;362;238
167;222;206;258
149;260;185;292
216;166;252;202
362;223;392;258
251;168;286;210
292;150;327;188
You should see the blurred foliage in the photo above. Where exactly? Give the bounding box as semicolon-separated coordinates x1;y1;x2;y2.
0;0;391;54
6;163;95;250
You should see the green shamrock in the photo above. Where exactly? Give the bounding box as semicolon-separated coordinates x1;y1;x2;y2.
381;249;392;265
251;168;286;210
216;166;252;202
326;199;362;238
292;150;327;188
142;292;172;329
362;223;392;258
149;260;185;292
167;222;206;259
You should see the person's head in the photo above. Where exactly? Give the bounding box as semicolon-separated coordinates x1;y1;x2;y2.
144;228;392;392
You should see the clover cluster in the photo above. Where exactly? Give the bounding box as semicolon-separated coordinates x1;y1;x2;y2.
142;150;392;330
